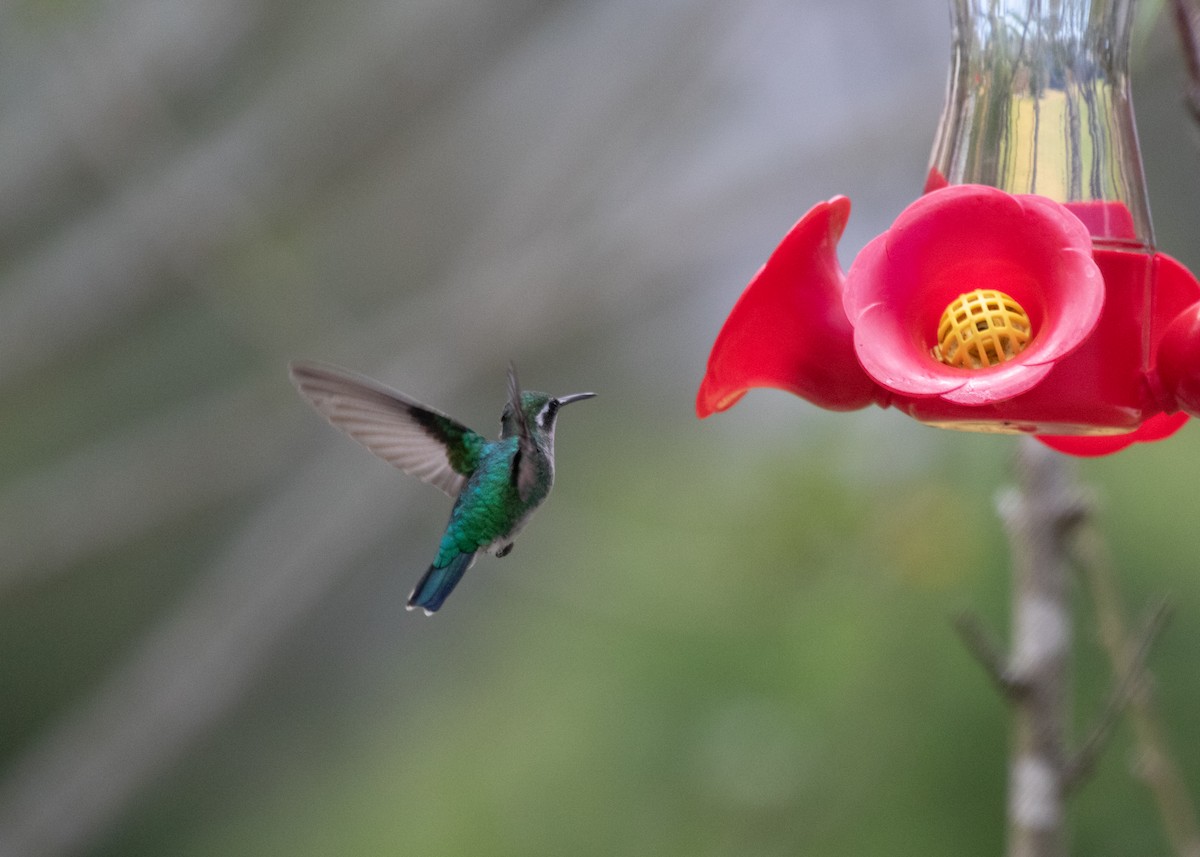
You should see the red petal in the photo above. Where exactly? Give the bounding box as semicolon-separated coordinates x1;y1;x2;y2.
696;197;879;417
1036;412;1189;457
1157;302;1200;415
1152;254;1200;415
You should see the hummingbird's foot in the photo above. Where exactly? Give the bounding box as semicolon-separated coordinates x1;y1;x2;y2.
495;543;514;558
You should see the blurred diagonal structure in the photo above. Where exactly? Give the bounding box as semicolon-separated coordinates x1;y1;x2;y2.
0;455;402;857
1;2;949;854
0;0;555;388
0;0;267;238
0;377;300;588
0;0;813;592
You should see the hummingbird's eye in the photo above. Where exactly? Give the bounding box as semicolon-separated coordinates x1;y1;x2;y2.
537;400;558;429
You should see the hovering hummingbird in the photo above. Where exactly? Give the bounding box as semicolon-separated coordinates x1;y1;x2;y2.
288;361;595;614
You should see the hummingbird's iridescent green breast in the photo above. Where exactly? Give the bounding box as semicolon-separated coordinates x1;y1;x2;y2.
434;435;552;565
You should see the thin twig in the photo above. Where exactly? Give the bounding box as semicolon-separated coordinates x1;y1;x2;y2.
1064;600;1173;792
1068;520;1200;857
953;610;1026;698
1172;0;1200;125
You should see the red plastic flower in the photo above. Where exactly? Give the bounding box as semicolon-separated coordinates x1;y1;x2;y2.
843;186;1102;406
697;185;1200;456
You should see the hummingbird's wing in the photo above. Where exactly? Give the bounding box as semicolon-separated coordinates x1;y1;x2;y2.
507;363;539;503
289;361;485;497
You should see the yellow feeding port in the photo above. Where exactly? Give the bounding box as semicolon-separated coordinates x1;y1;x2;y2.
935;289;1032;369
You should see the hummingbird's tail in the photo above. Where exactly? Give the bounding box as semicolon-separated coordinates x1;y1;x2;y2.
407;552;476;615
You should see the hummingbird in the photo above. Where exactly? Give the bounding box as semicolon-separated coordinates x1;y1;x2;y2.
288;361;595;614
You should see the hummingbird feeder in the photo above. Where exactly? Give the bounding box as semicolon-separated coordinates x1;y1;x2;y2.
697;0;1200;456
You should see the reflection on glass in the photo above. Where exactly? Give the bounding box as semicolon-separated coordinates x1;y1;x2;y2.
929;0;1152;250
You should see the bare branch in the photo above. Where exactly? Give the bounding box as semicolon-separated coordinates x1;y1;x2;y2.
998;439;1084;857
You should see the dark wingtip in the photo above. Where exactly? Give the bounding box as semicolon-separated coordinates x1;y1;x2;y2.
287;359;309;383
287;359;345;389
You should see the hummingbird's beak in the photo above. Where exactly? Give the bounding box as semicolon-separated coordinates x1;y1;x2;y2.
556;392;597;406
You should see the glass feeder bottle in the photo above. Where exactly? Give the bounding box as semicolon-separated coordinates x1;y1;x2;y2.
928;0;1152;251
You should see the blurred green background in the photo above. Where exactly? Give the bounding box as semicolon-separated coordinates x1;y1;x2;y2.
1;1;1198;855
